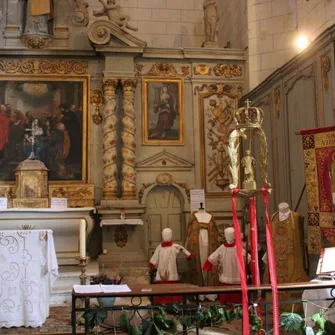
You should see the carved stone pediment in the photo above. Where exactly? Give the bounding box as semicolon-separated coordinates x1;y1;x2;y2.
88;20;147;48
136;151;193;171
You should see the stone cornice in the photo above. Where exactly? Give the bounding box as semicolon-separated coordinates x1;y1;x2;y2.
0;47;245;62
243;23;335;100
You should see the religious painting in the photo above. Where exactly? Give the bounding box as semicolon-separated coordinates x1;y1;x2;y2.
142;77;184;145
198;84;242;196
0;75;88;183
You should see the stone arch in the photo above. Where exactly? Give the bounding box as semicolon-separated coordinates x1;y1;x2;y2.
139;173;190;211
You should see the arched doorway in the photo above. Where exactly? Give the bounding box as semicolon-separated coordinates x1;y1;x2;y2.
145;185;184;258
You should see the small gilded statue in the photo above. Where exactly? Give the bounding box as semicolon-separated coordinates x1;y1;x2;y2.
241;150;256;190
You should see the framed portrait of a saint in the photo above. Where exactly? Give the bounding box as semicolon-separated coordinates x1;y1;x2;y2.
0;75;89;183
142;77;184;145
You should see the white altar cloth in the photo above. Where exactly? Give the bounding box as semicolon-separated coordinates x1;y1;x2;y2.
0;229;58;328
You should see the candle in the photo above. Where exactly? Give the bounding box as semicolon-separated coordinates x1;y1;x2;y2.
80;219;86;258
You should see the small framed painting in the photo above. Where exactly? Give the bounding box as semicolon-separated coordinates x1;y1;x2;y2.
142;77;184;145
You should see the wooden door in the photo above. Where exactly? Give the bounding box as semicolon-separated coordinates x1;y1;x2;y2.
146;186;183;258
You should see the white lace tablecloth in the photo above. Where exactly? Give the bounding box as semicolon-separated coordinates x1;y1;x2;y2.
0;229;59;328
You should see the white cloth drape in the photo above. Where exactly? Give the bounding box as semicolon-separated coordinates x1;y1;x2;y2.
0;229;58;328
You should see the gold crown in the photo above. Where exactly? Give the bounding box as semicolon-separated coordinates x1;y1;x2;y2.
233;99;264;129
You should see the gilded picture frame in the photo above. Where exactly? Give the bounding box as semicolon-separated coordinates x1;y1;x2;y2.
0;75;89;184
198;85;241;197
142;77;184;145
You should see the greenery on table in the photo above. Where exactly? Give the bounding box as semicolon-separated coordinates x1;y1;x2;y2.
118;303;261;335
83;303;335;335
280;312;335;335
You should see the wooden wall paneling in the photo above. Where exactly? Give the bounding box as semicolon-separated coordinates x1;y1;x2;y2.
284;62;318;219
251;92;275;226
318;48;334;126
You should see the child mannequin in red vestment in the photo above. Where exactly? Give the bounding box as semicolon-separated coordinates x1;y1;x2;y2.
149;228;193;304
203;227;250;304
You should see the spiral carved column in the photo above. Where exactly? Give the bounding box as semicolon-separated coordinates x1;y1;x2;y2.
120;79;137;200
102;78;119;199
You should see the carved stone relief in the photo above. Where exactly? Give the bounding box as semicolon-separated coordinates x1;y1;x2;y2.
198;84;243;195
72;0;89;27
213;64;242;77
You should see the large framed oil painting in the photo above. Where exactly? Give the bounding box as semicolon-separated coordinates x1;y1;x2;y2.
142;77;184;145
0;75;88;183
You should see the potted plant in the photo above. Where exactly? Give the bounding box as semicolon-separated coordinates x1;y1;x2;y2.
90;264;123;308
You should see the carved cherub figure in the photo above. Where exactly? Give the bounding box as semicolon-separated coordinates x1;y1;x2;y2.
93;0;138;31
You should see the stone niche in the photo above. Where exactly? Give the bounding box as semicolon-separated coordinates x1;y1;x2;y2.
13;159;49;208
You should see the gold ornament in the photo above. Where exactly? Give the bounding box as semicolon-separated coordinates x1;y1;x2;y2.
90;89;104;125
228;99;270;194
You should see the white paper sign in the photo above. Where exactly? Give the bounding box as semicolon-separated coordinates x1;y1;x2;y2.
190;189;205;213
0;197;8;209
51;197;68;209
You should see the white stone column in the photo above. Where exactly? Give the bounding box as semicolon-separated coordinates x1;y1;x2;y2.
102;78;119;200
120;79;137;200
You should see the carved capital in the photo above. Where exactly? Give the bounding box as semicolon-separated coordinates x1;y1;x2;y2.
102;78;119;93
120;78;137;92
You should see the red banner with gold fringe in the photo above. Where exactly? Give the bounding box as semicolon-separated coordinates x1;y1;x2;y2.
301;126;335;254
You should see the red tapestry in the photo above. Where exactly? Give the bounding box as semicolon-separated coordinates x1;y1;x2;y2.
301;126;335;254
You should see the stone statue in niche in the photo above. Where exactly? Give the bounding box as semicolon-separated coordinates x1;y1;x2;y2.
23;0;54;35
93;0;138;31
21;0;54;48
202;0;219;47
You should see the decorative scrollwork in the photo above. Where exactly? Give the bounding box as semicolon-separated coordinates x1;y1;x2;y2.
321;56;331;91
135;64;144;77
138;183;155;204
0;59;88;75
20;35;53;49
143;63;184;77
194;83;243;97
213;64;243;78
90;89;105;125
72;0;89;27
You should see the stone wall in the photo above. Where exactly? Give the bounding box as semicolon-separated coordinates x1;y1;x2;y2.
246;0;335;90
217;0;247;49
83;0;206;48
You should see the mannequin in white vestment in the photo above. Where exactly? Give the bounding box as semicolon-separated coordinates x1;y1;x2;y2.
150;228;192;304
203;227;250;303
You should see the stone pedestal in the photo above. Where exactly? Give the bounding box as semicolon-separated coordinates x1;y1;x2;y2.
97;201;147;276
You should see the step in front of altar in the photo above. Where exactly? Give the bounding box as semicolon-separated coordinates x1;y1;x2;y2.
50;261;99;306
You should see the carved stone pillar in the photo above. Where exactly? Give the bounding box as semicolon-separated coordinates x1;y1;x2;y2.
102;78;119;200
120;79;137;200
4;0;22;44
